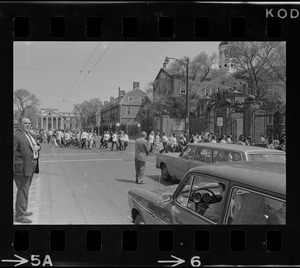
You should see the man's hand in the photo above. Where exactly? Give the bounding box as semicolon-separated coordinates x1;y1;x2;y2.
33;145;40;151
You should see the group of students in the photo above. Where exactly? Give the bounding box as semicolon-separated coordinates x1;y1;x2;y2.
154;131;234;154
260;133;286;151
35;129;97;149
150;129;287;154
99;130;129;151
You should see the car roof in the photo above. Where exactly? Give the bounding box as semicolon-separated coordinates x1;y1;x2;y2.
188;161;286;196
186;143;285;154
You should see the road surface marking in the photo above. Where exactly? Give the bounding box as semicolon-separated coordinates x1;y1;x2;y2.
41;153;110;156
40;152;135;156
39;158;124;163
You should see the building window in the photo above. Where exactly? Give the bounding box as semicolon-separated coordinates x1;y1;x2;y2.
140;97;145;102
180;86;186;94
128;96;133;101
126;107;132;115
267;114;273;125
200;103;204;113
279;114;285;125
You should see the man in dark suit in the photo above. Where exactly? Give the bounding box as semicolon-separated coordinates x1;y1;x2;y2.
13;117;41;223
134;131;149;184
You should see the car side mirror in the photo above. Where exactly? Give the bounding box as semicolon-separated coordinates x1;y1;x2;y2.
162;194;171;202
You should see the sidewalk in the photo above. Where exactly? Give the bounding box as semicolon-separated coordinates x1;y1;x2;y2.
13;173;42;224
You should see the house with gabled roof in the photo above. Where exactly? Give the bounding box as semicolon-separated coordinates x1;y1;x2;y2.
99;82;150;132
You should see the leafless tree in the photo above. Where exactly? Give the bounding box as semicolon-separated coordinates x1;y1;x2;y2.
73;98;102;128
14;88;40;124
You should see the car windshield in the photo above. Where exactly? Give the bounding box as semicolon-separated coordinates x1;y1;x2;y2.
247;153;286;163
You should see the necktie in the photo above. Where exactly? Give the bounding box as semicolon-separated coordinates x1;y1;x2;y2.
26;132;38;159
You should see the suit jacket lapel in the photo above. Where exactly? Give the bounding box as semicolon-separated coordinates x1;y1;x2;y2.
20;129;33;152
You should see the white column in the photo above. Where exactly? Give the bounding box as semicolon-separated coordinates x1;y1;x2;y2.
51;117;53;129
46;117;48;130
56;117;59;129
41;117;43;129
61;117;64;129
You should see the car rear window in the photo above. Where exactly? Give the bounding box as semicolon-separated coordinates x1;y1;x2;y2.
212;150;242;163
226;187;286;225
247;153;286;163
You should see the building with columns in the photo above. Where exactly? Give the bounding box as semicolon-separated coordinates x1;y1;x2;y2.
38;108;80;130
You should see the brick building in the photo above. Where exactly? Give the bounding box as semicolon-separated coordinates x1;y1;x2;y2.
152;42;286;142
100;82;150;135
153;67;193;118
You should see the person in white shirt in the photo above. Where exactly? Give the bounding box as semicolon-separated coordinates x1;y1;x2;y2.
211;135;217;143
77;131;82;149
220;134;227;144
160;132;169;153
178;134;187;151
88;131;94;149
154;132;160;150
148;131;155;153
43;129;47;143
226;135;233;144
64;131;71;147
170;133;178;152
119;131;125;151
103;131;110;149
123;132;129;150
81;129;88;149
111;131;119;151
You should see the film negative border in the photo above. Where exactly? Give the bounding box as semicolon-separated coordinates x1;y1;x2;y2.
3;3;297;40
1;1;300;267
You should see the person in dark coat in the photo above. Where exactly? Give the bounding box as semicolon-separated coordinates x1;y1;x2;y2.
134;131;149;184
13;117;41;223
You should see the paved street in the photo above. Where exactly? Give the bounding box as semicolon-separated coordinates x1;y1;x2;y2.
13;140;179;225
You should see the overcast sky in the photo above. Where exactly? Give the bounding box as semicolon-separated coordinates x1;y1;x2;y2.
14;41;220;112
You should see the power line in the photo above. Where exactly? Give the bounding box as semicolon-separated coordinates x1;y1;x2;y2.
63;70;83;102
63;42;101;102
81;43;101;73
66;70;90;102
66;42;114;102
89;42;114;72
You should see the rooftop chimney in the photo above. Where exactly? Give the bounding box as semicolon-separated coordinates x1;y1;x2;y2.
133;82;140;89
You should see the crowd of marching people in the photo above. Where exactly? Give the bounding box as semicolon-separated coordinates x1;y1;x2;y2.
153;130;286;154
34;129;98;149
22;128;130;151
15;126;285;153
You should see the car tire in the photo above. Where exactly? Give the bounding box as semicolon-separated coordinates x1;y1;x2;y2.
161;164;171;181
135;214;145;225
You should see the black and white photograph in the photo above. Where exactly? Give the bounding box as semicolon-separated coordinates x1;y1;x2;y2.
13;41;286;225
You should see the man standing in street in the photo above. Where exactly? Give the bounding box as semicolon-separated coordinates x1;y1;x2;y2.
13;117;41;223
134;131;149;184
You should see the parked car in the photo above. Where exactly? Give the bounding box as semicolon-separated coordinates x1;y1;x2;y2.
128;161;286;225
156;143;285;181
